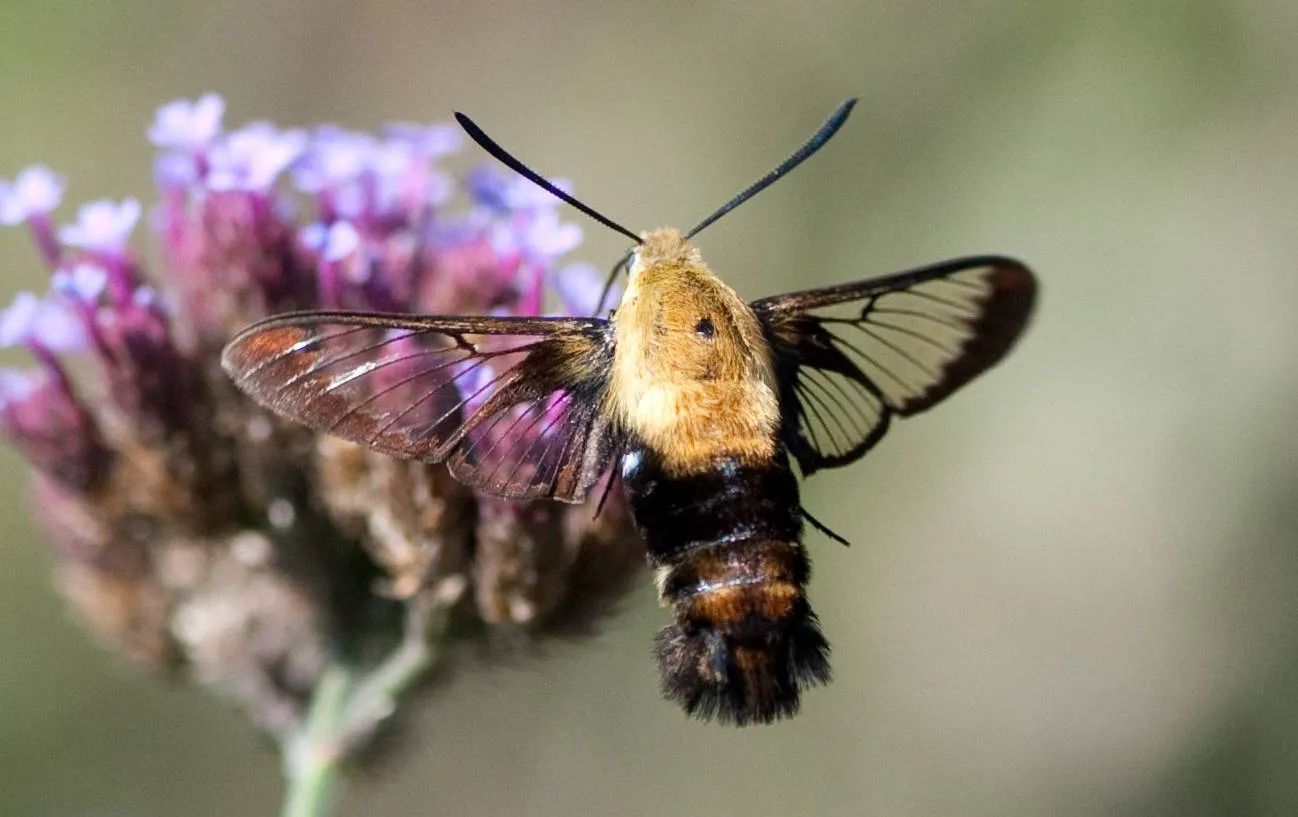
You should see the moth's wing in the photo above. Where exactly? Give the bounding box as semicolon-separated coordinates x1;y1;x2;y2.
751;256;1036;475
221;310;619;502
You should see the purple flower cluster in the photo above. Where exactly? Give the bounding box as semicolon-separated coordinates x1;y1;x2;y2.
0;94;638;739
1;94;602;485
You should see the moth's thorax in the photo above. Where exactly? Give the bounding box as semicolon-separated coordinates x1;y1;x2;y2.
609;228;779;475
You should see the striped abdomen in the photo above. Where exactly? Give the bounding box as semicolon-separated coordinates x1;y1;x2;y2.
621;444;831;725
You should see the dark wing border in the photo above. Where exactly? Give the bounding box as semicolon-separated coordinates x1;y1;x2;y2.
752;255;1036;474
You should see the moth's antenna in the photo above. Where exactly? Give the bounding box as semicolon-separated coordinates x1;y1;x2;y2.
684;98;857;241
455;112;642;245
594;250;633;316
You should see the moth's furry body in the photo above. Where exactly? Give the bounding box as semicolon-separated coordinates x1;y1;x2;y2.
610;228;827;723
609;229;779;473
223;99;1038;727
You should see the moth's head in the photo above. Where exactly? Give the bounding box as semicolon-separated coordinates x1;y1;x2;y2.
628;228;701;278
617;228;767;384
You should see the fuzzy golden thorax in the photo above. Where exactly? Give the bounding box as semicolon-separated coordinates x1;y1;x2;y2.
609;228;780;474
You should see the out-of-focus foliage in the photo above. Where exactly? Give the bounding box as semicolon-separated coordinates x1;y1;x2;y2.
1;1;1295;816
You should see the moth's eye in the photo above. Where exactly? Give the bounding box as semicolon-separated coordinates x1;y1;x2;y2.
695;317;715;339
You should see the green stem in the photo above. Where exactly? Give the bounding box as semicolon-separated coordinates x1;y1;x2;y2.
281;666;352;817
334;602;436;747
278;597;444;817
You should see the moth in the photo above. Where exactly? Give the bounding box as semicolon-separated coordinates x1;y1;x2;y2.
222;99;1037;726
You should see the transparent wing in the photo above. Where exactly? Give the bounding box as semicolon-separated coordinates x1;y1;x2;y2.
221;310;618;502
752;256;1036;475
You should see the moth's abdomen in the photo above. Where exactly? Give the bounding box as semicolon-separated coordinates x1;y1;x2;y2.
623;445;831;726
655;538;830;725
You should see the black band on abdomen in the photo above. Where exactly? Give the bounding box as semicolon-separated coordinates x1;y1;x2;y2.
620;441;831;726
621;444;803;563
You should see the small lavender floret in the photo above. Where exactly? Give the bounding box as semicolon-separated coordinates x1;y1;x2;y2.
0;291;89;353
292;126;377;194
148;93;225;150
369;141;435;214
300;221;360;262
153;152;200;189
58;198;142;254
0;165;65;225
130;285;168;311
50;262;109;305
207;123;308;192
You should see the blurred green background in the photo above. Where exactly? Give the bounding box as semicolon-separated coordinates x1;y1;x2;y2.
3;1;1298;815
